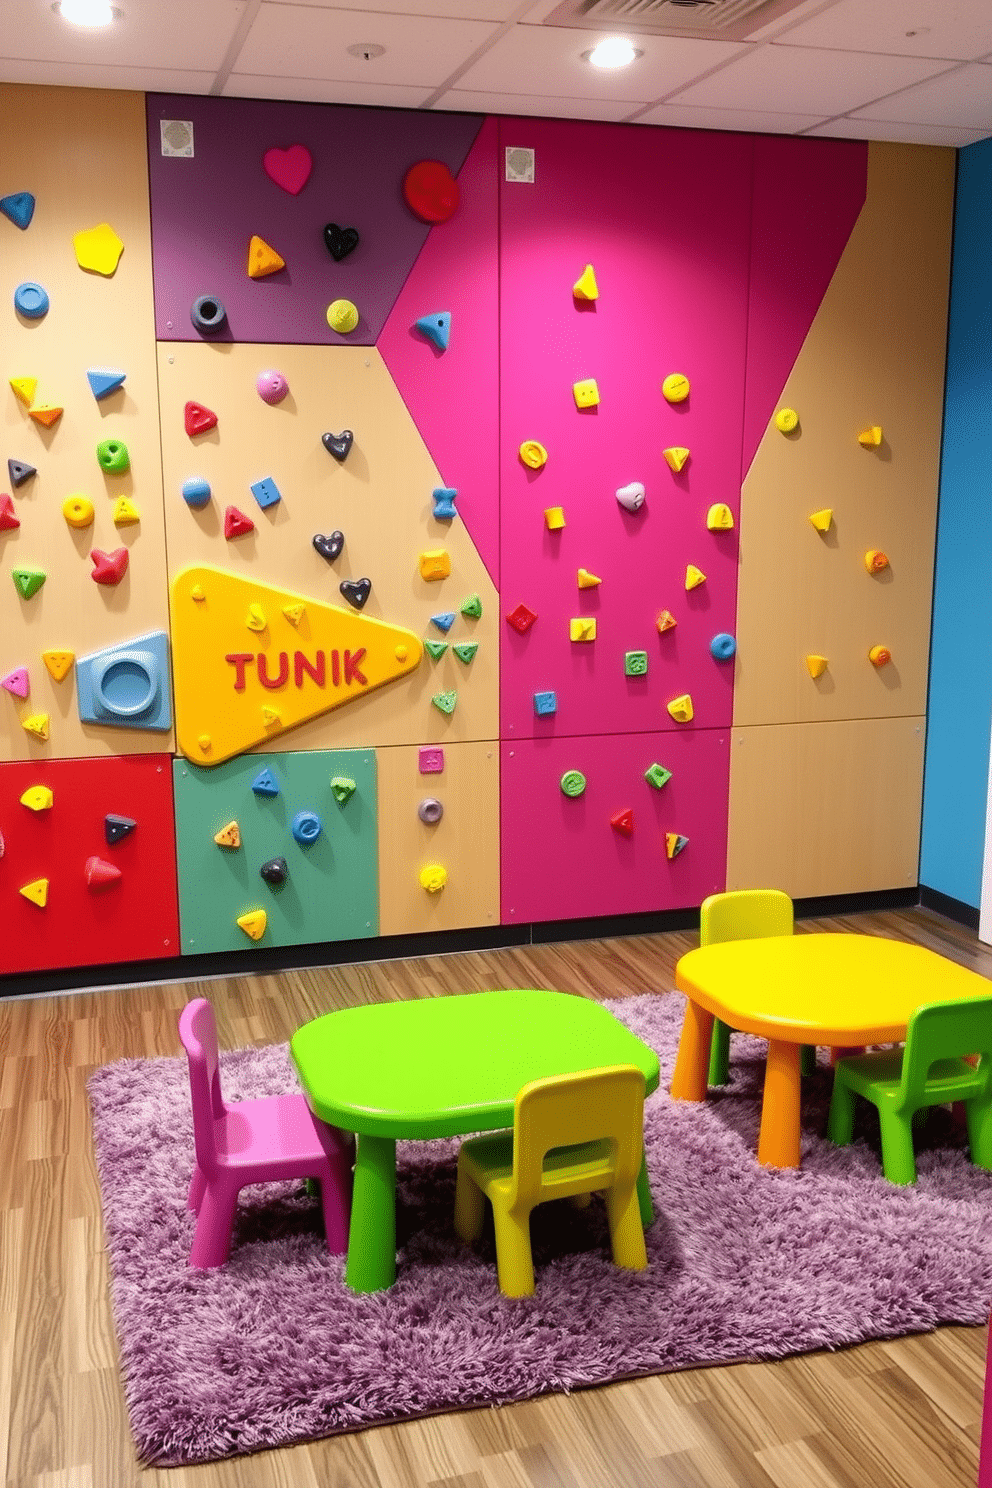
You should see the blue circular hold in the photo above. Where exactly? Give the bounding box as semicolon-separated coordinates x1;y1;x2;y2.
181;476;211;508
190;294;227;334
710;632;737;661
14;281;49;319
291;809;322;845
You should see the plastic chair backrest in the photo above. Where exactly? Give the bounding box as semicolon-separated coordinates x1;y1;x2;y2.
510;1064;645;1212
899;995;992;1110
178;998;226;1172
700;889;793;947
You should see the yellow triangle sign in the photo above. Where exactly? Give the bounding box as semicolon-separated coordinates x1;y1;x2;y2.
170;565;423;765
41;649;74;682
10;376;37;406
247;235;285;279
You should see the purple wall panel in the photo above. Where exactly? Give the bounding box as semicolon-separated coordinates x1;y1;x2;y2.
742;136;868;477
501;729;729;924
379;116;500;588
146;95;482;345
498;118;752;749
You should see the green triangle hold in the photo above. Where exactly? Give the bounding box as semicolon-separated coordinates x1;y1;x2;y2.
12;566;46;600
452;642;479;664
330;776;357;804
460;594;482;619
424;640;448;660
432;690;457;715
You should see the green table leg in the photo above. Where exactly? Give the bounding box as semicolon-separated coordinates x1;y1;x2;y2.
345;1133;397;1292
636;1149;654;1229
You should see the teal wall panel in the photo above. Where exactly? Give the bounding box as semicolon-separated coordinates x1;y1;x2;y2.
921;140;992;910
174;749;378;955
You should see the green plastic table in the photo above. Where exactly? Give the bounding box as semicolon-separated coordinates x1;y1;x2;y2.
291;989;661;1292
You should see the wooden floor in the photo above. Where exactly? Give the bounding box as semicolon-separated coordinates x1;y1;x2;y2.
2;904;990;1487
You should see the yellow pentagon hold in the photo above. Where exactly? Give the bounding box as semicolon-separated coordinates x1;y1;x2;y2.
577;568;601;589
20;878;49;908
214;820;241;849
519;440;548;469
667;694;693;723
685;564;706;591
419;864;448;894
569;617;597;642
572;264;598;301
858;425;883;447
809;509;833;533
805;654;829;679
73;221;124;276
42;649;74;682
247;234;285;279
10;376;37;406
170;565;423;766
237;908;267;941
419;550;451;581
20;785;53;811
706;503;734;531
22;712;50;740
663;446;690;473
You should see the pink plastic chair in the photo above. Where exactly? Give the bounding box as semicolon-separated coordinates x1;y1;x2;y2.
178;998;352;1269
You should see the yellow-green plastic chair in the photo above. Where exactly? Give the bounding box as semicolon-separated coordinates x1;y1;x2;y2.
701;889;805;1085
827;994;992;1184
453;1064;648;1298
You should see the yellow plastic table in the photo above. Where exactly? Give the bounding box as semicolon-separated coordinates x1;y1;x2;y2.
672;934;991;1168
291;989;660;1292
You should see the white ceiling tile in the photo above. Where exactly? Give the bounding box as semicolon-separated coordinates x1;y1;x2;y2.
0;58;217;92
454;24;749;103
262;0;527;17
665;42;957;114
805;116;988;146
223;73;433;106
635;102;828;133
1;0;246;70
234;4;500;85
772;0;992;63
850;62;992;129
432;88;639;120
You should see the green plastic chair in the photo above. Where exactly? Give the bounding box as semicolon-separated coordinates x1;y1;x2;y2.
701;889;807;1086
827;994;992;1184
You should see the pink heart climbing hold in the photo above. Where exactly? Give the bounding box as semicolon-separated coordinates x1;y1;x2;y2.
262;144;312;195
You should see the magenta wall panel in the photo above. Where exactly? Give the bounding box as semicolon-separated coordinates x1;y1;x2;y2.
379;117;500;588
501;729;728;924
741;137;868;477
498;119;751;746
146;95;482;345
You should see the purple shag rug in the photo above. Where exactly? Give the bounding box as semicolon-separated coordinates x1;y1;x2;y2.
88;994;992;1466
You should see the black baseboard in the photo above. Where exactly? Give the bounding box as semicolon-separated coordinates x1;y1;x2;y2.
1;883;951;1001
919;885;981;931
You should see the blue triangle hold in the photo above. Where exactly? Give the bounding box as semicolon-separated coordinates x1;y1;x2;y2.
0;192;35;230
430;612;456;633
252;767;279;797
414;311;451;352
87;367;126;400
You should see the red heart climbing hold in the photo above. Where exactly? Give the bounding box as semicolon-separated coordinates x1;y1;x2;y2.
262;144;313;195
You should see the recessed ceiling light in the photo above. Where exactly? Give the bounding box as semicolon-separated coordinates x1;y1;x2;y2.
54;0;120;25
584;36;642;69
347;42;386;61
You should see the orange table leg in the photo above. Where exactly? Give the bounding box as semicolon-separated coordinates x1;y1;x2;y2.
757;1038;802;1168
670;998;714;1102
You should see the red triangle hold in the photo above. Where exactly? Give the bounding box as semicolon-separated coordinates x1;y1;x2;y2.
224;505;255;540
184;400;218;437
0;492;20;531
611;808;634;837
85;855;123;890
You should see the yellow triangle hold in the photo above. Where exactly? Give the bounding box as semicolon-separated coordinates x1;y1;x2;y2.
706;503;734;531
667;694;694;724
809;509;833;533
572;263;599;301
41;649;74;682
113;496;140;525
577;568;601;589
858;425;883;448
10;376;37;406
282;603;306;627
29;404;63;427
247;235;285;279
170;566;423;766
805;654;829;679
22;712;50;740
237;908;267;941
20;877;49;908
656;610;677;633
214;820;242;849
663;446;690;473
685;565;706;591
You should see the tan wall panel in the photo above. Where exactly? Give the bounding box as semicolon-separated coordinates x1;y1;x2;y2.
727;717;925;899
377;741;500;937
0;85;171;761
734;143;954;729
158;343;498;755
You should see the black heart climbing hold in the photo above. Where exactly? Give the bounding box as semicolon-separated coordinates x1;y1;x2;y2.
339;577;371;610
322;430;354;462
312;530;344;562
323;223;360;261
260;856;288;886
